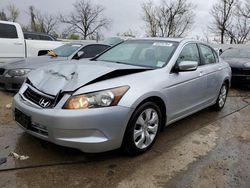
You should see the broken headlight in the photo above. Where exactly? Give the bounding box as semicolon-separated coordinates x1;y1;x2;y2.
63;86;130;109
7;69;31;77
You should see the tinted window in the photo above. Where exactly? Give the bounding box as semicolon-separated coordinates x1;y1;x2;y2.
80;45;110;58
0;23;18;39
199;44;216;65
24;33;40;40
40;35;53;41
24;33;54;41
177;43;200;64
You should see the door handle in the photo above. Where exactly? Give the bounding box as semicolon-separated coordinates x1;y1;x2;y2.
218;67;223;70
14;42;23;45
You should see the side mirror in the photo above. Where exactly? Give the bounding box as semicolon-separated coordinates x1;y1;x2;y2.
75;51;84;60
176;61;198;72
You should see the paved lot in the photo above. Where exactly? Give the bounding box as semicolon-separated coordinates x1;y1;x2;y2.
0;89;250;188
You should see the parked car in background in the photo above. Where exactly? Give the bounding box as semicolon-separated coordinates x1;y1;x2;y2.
103;36;132;46
0;42;110;91
221;47;250;87
24;32;57;41
13;38;231;155
0;21;64;64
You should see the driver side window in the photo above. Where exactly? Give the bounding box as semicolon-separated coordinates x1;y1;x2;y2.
177;43;200;64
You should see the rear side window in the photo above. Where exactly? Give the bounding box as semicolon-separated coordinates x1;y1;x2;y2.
80;45;110;58
199;44;216;65
24;33;40;40
177;43;200;64
40;35;53;41
0;23;18;39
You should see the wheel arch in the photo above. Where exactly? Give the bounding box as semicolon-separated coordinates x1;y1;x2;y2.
130;94;167;131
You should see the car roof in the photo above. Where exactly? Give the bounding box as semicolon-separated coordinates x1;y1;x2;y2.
126;37;198;43
65;42;111;47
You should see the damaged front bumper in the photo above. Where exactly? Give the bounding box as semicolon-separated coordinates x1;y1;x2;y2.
13;94;133;153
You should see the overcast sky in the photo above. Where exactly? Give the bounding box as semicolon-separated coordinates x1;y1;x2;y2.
0;0;218;38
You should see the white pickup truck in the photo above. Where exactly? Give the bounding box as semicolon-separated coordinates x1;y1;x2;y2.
0;21;64;63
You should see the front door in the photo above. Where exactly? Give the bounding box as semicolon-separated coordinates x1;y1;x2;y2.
164;43;207;123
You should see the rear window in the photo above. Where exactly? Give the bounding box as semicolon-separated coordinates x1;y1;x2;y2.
24;33;54;41
0;23;18;39
24;33;40;40
40;35;54;41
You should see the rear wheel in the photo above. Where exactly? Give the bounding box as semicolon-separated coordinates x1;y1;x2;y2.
122;102;162;155
212;83;228;111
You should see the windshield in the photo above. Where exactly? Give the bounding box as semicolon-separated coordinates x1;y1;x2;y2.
96;40;179;68
221;48;250;59
52;43;82;57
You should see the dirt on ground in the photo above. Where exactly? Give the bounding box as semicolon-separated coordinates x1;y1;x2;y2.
0;91;14;125
0;88;250;188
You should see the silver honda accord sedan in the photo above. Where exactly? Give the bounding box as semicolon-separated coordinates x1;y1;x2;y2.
13;38;231;155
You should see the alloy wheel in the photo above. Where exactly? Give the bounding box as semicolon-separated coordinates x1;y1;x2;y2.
133;108;159;149
218;85;227;108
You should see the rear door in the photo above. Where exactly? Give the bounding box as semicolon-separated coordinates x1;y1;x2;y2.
0;23;25;59
166;43;208;122
198;44;222;102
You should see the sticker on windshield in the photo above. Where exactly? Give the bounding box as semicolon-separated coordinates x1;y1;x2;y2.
72;45;82;47
153;42;173;47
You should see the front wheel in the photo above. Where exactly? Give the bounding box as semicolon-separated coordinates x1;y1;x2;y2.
212;83;228;111
122;102;162;155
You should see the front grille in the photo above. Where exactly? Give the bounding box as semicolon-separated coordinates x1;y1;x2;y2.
23;87;55;108
0;83;5;89
231;67;250;75
0;68;5;75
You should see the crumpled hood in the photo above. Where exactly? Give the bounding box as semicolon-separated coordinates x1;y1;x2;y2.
4;56;68;70
27;61;148;96
223;58;250;68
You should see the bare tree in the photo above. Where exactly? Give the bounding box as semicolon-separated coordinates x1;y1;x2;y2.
36;13;58;34
239;0;250;18
142;1;158;37
24;6;58;35
7;4;20;22
210;0;236;44
0;10;8;21
226;10;250;43
29;6;38;32
117;29;137;38
60;0;111;40
0;4;19;22
142;0;195;38
215;0;250;44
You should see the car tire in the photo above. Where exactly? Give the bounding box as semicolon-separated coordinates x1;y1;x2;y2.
211;83;228;111
122;102;162;155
